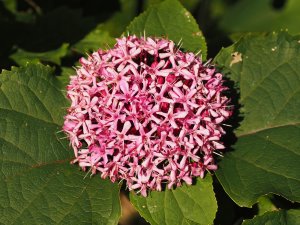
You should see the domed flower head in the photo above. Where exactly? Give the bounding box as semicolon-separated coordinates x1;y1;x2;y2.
63;35;232;196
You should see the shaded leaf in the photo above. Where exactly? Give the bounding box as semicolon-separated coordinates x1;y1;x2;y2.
130;176;217;225
143;0;201;12
103;0;138;37
10;43;69;66
257;195;277;216
126;0;207;58
220;0;300;35
0;64;121;224
20;7;94;51
57;66;75;88
71;0;137;54
179;0;201;12
72;24;116;54
243;209;300;225
2;0;17;13
215;32;300;207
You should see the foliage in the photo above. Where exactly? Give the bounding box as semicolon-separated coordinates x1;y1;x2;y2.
127;0;207;58
130;176;217;225
0;64;121;224
219;0;300;35
0;0;299;224
215;32;300;207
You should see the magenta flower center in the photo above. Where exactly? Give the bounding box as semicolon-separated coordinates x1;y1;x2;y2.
63;35;232;196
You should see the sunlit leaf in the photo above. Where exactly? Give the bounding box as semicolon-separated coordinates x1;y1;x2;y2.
215;32;300;207
126;0;207;58
130;176;217;225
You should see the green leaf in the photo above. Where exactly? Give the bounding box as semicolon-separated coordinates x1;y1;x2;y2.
10;43;69;66
2;0;38;23
126;0;207;59
57;67;75;88
103;0;138;37
215;32;300;207
2;0;17;13
130;175;217;225
72;24;116;54
243;209;300;225
179;0;201;12
71;0;137;55
143;0;201;12
0;64;121;224
220;0;300;35
257;195;277;216
20;7;94;51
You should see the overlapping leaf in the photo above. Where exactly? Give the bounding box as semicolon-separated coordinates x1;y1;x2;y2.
126;2;218;223
72;25;115;54
0;64;121;224
10;43;69;66
143;0;201;12
215;32;300;207
126;0;207;58
72;0;139;54
243;209;300;225
103;0;138;37
130;176;217;225
220;0;300;35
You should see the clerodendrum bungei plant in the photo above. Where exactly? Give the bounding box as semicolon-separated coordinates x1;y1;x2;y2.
1;0;300;224
63;35;232;197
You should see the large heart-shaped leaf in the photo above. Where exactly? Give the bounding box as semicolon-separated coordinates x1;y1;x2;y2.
126;0;207;58
0;64;121;224
215;32;300;207
243;209;300;225
130;175;217;225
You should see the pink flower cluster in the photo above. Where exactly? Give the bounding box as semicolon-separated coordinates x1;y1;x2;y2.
63;35;232;196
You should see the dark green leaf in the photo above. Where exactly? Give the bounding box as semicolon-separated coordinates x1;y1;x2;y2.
21;7;94;51
126;0;207;58
215;32;300;207
220;0;300;35
257;194;278;216
130;175;217;225
10;43;69;66
257;195;277;216
72;25;116;54
143;0;201;12
2;0;17;13
243;209;300;225
103;0;138;37
0;64;121;224
57;67;75;88
71;0;137;54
